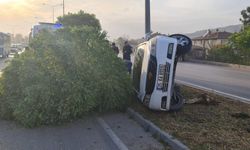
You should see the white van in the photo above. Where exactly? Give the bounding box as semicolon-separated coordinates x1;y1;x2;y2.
132;34;192;111
0;32;11;58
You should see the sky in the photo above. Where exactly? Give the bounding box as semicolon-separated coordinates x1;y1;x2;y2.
0;0;249;39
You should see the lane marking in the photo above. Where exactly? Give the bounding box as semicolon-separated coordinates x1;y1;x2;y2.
176;80;250;104
97;118;129;150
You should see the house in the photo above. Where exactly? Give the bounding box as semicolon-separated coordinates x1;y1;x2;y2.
191;30;232;59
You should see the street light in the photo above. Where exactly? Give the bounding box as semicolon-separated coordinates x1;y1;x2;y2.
43;3;63;23
145;0;151;35
145;0;151;39
52;4;63;23
63;0;65;16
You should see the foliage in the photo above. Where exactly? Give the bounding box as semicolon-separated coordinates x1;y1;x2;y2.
115;36;144;50
207;26;250;65
115;37;128;50
230;26;250;50
0;11;132;127
229;26;250;65
12;34;29;44
57;10;101;30
207;46;242;64
240;6;250;26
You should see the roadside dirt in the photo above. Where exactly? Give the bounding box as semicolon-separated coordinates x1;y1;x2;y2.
131;85;250;150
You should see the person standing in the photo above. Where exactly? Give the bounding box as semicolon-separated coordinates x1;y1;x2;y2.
123;41;132;61
123;41;133;74
111;42;119;56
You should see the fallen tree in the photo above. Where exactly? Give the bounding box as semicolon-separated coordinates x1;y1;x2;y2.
0;11;133;127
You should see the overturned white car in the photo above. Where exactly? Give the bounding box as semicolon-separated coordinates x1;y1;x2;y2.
132;34;192;111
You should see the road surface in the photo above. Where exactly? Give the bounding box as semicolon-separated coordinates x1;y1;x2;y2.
176;62;250;101
0;113;164;150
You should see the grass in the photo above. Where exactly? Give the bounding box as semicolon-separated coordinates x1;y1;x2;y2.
131;85;250;150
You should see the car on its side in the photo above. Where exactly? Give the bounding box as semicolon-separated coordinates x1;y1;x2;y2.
132;34;192;111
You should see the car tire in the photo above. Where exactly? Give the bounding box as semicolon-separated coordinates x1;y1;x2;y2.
170;85;185;111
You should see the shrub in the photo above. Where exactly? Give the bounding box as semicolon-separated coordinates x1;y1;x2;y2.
0;26;133;127
207;45;249;65
208;46;239;64
229;26;250;65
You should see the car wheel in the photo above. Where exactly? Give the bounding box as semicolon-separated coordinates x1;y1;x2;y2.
170;85;184;111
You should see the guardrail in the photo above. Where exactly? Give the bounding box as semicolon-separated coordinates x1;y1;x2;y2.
187;59;250;71
176;80;250;104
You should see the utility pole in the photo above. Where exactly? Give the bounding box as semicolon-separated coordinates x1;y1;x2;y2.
63;0;65;16
145;0;151;39
53;7;55;23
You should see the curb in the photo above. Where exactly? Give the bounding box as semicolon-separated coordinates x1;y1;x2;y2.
187;59;250;71
127;108;189;150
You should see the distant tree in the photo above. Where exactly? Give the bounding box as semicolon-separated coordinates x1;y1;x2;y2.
115;36;128;50
13;34;24;43
57;10;101;30
240;7;250;26
129;38;145;47
23;36;29;44
230;26;250;65
15;34;23;42
115;36;145;50
230;26;250;50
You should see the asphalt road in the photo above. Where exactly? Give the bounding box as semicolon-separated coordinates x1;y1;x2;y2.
0;118;118;150
0;114;164;150
176;62;250;101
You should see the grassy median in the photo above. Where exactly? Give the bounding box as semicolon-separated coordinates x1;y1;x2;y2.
131;86;250;150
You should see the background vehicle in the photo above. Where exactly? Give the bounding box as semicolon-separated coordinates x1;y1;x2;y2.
11;43;24;54
31;22;63;38
0;32;11;58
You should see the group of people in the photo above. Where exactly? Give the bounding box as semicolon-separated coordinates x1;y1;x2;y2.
111;41;133;74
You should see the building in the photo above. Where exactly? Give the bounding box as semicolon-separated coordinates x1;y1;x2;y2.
191;30;232;59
